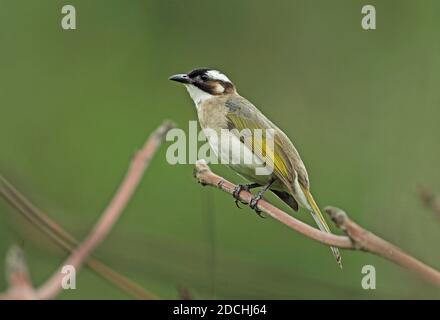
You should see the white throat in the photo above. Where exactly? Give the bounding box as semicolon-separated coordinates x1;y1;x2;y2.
185;84;213;108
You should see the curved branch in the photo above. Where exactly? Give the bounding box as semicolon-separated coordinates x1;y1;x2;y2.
0;246;36;300
193;160;440;288
0;175;156;300
20;120;174;300
325;207;440;288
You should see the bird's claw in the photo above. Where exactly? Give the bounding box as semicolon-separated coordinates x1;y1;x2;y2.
233;184;250;208
233;184;250;198
249;196;265;218
233;184;265;217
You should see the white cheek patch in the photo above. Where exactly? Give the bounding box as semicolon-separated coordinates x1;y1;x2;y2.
212;83;225;94
206;70;231;83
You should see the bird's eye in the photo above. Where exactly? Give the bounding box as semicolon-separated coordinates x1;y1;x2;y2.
200;74;209;81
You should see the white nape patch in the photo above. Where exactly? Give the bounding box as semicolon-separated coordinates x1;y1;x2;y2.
206;70;231;83
184;84;213;108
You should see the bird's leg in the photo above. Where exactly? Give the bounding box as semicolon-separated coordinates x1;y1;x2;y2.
249;178;276;217
233;183;260;208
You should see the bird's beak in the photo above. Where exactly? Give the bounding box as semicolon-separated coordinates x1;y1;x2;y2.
169;73;192;84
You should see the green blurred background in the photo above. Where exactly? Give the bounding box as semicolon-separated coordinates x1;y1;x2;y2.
1;0;440;299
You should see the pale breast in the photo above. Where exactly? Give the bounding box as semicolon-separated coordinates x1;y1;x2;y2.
197;97;229;131
197;97;271;184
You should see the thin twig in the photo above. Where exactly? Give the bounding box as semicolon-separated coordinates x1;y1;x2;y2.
193;160;440;288
0;246;36;300
325;206;440;288
35;120;174;299
194;160;352;248
0;175;156;299
1;120;174;299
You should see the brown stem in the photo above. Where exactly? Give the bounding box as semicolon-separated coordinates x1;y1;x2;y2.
193;160;440;288
325;207;440;287
1;120;174;300
194;160;352;248
0;175;157;300
0;246;36;300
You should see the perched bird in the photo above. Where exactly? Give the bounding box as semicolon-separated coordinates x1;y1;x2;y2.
170;68;342;267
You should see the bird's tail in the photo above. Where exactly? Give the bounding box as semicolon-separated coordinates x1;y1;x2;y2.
300;185;343;268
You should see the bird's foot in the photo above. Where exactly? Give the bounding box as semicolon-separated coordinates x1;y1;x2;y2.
249;195;265;218
232;184;251;208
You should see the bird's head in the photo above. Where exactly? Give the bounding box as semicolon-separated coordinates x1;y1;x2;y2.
169;68;236;106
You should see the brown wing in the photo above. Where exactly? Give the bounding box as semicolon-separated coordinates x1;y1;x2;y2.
225;95;310;192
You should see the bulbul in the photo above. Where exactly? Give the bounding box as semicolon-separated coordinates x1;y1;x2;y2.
170;68;342;267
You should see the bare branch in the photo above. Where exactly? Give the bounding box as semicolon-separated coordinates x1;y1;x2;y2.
0;246;36;300
35;120;174;299
194;160;440;288
325;207;440;287
1;121;174;299
194;160;352;248
0;175;156;300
